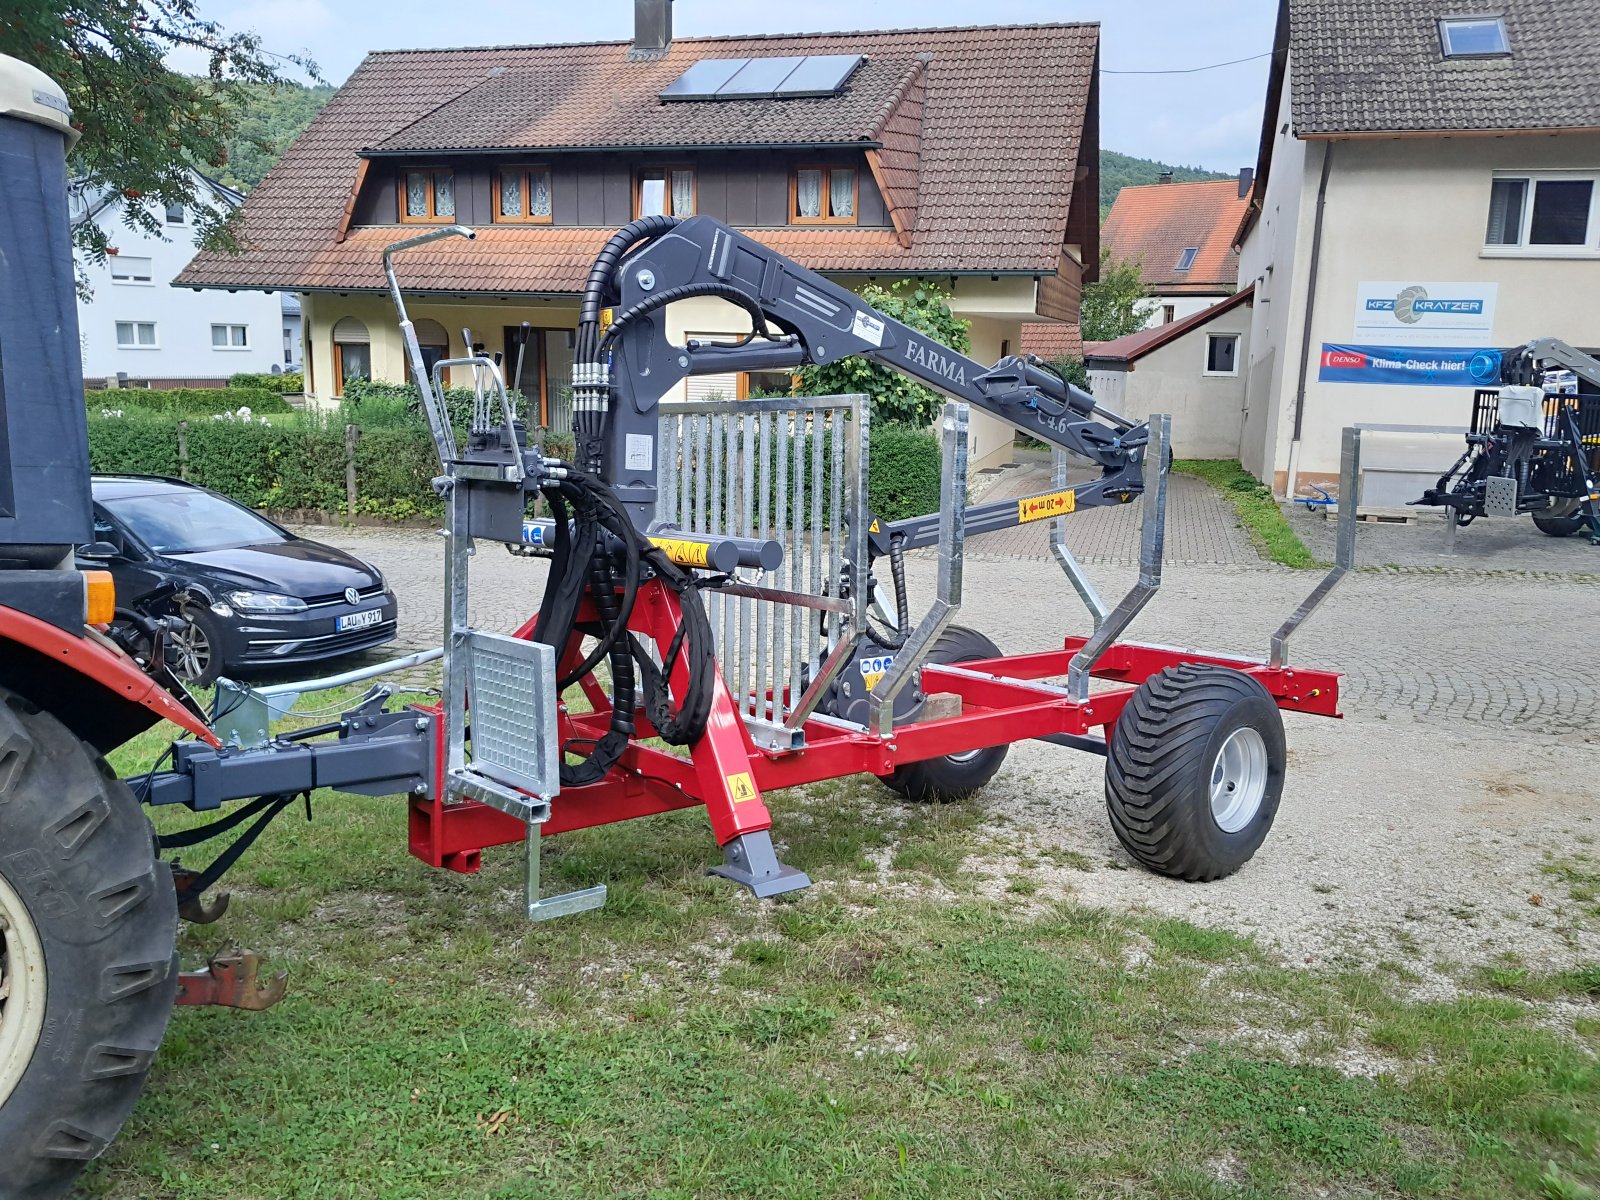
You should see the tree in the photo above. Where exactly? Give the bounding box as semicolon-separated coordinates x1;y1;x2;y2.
1080;248;1153;343
794;280;971;426
214;80;334;192
2;1;317;263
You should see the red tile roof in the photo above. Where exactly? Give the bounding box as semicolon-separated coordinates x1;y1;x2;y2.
1020;322;1084;361
1082;286;1253;364
178;23;1098;294
1102;179;1248;295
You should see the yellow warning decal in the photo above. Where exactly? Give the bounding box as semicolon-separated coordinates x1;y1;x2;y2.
868;518;880;534
649;536;711;568
599;307;615;331
859;654;894;692
727;772;759;803
1018;489;1076;523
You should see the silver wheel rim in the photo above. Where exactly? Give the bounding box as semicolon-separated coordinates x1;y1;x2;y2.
171;615;212;681
1209;726;1268;834
945;748;983;765
1545;498;1580;519
0;868;48;1106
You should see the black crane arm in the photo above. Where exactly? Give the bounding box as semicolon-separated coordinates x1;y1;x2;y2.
575;216;1148;527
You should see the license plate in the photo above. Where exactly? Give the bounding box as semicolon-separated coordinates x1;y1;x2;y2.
338;608;384;632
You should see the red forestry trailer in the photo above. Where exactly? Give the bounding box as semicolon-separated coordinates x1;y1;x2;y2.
0;55;1362;1195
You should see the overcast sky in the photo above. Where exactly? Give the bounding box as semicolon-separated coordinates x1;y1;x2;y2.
190;0;1276;171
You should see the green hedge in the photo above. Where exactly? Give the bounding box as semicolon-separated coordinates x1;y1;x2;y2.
84;412;942;525
87;386;293;416
228;371;305;393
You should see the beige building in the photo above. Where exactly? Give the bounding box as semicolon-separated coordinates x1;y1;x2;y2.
177;11;1104;474
1236;0;1600;498
1084;288;1254;460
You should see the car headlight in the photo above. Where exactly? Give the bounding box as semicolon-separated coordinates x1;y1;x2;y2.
227;590;307;614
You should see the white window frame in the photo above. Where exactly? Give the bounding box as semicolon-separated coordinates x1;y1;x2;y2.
211;323;250;351
1481;171;1600;260
115;321;158;349
109;255;154;285
164;202;186;225
1202;332;1241;378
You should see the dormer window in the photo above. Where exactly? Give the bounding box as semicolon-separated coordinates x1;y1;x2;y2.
1439;15;1510;58
791;165;856;225
401;168;455;223
495;167;553;224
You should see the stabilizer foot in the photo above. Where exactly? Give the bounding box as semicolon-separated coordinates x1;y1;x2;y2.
709;830;811;898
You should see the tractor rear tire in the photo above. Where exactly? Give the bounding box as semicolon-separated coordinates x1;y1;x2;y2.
1533;498;1586;538
1105;664;1286;881
882;626;1010;803
0;689;177;1198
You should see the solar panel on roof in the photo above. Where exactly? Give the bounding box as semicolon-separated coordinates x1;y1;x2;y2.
717;56;807;97
658;57;749;101
774;54;864;98
659;53;865;102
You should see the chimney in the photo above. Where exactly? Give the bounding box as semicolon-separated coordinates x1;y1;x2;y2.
1237;167;1255;198
1158;170;1173;185
631;0;672;59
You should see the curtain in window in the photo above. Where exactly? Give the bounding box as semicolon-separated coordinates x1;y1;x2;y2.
1485;179;1525;245
829;168;855;219
405;172;428;217
434;172;455;217
640;175;667;217
500;172;523;217
531;171;552;217
670;169;694;216
796;169;822;218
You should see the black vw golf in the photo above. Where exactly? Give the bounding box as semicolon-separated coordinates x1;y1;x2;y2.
82;475;399;684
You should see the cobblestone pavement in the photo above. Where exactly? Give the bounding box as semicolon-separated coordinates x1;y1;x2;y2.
964;458;1258;565
294;516;1599;977
1290;499;1600;575
307;520;1599;740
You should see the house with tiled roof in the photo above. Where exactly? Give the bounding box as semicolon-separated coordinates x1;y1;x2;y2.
1104;176;1251;328
1236;0;1600;501
177;5;1103;471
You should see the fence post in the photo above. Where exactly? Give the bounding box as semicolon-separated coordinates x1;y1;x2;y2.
345;423;360;518
176;420;189;480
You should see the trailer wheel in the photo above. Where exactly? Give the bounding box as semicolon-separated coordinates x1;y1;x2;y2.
1104;664;1285;881
1532;498;1586;538
882;626;1009;802
0;689;177;1198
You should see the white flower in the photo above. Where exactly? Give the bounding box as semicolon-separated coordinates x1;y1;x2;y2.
236;406;252;418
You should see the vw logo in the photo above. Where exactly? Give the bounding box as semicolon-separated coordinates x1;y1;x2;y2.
344;587;361;606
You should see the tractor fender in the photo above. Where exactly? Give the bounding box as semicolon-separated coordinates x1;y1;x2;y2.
0;604;217;753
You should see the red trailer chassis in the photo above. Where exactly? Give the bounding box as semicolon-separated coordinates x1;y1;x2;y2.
407;577;1342;876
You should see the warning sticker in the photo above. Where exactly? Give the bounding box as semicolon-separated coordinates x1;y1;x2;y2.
727;772;759;803
859;653;894;692
649;537;711;568
868;517;880;534
1018;489;1076;523
625;433;654;472
852;310;886;347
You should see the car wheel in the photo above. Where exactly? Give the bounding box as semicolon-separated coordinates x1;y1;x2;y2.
168;605;225;686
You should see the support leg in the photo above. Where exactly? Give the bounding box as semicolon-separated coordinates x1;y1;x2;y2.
525;820;607;921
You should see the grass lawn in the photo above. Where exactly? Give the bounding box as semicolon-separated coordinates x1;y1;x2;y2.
77;695;1600;1199
1174;460;1322;569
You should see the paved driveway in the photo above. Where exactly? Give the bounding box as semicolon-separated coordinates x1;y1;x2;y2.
292;481;1600;983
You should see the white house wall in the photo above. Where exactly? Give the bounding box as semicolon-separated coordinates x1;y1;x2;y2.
1141;293;1225;330
1090;301;1254;460
1237;56;1311;487
1240;63;1600;496
78;197;284;383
